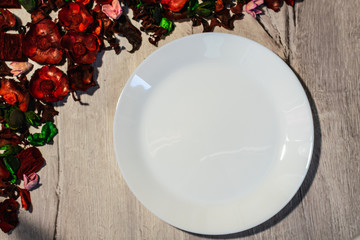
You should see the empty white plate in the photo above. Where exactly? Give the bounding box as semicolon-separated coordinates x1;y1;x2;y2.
113;33;314;235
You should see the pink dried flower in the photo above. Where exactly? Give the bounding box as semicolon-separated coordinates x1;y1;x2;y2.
245;0;264;18
9;62;33;77
23;173;40;191
102;0;122;20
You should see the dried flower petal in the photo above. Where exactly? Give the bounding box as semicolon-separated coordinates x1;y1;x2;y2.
29;65;70;102
0;199;19;233
285;0;294;6
161;0;188;12
23;19;63;64
0;128;22;147
9;62;33;77
16;147;45;180
18;188;31;210
0;61;11;76
246;0;264;18
264;0;282;12
68;64;95;91
215;0;224;12
0;161;10;187
58;2;93;32
0;0;21;8
0;78;30;112
102;0;122;20
23;173;39;191
61;32;101;64
0;32;26;61
96;0;112;5
75;0;91;5
0;8;16;30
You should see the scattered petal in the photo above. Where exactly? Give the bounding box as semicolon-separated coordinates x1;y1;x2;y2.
29;65;70;102
16;147;45;180
245;0;264;18
58;2;93;32
23;19;64;64
18;188;31;210
102;0;122;20
264;0;282;12
0;79;30;112
9;62;33;77
0;199;19;233
23;173;39;191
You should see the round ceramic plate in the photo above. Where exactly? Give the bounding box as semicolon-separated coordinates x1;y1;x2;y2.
113;33;314;235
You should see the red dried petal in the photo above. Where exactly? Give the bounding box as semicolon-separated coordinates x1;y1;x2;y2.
68;64;95;91
0;199;19;233
230;2;243;14
18;188;31;210
58;2;93;32
161;0;188;12
0;8;16;30
264;0;283;12
0;161;10;182
284;0;294;6
61;32;100;64
30;8;47;24
0;128;22;146
16;147;45;180
0;0;20;8
75;0;91;5
29;65;69;102
95;0;112;4
23;19;63;64
0;79;30;111
215;0;224;12
0;32;25;61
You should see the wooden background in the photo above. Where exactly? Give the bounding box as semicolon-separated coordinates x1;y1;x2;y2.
4;0;360;239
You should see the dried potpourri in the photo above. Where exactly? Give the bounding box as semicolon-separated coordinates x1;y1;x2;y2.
0;0;299;233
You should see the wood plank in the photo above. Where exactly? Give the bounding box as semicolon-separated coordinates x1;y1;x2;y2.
289;0;360;239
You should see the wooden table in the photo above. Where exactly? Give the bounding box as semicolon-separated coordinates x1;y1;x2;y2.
5;0;360;239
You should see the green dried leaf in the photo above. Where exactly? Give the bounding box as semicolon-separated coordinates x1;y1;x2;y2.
25;111;41;127
5;107;26;131
0;144;23;157
159;17;173;35
28;122;58;146
188;0;199;15
18;0;37;12
152;7;162;25
3;156;20;183
195;0;215;17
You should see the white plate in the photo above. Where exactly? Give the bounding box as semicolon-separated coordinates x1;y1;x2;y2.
113;33;314;235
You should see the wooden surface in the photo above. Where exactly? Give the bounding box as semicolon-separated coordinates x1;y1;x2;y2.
4;0;360;239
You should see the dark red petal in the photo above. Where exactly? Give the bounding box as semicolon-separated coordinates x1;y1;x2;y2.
23;19;63;64
284;0;294;6
84;34;99;51
264;0;283;11
18;188;31;210
16;147;45;179
0;199;19;233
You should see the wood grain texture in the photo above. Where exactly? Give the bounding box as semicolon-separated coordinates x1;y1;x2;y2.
3;0;360;239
